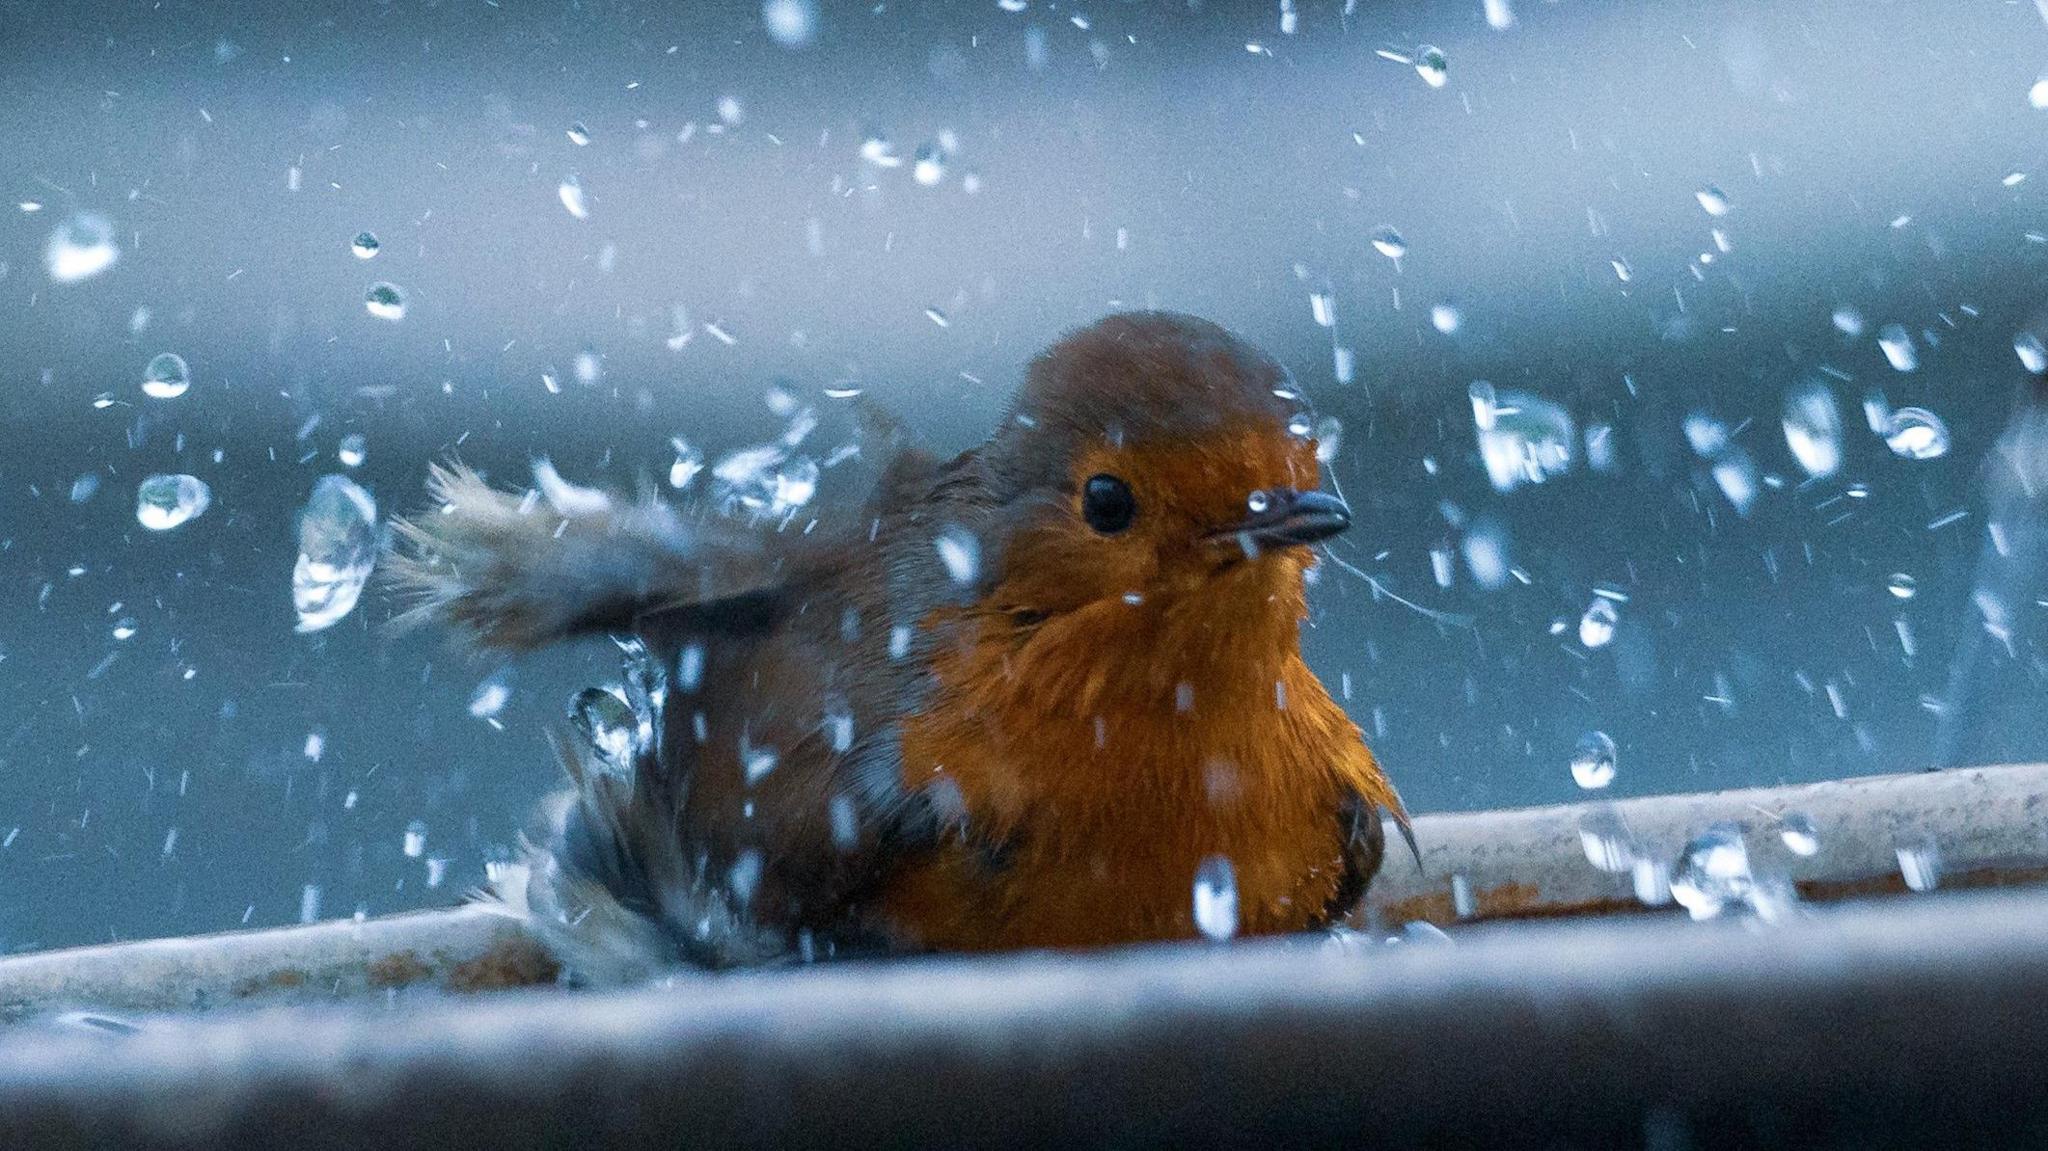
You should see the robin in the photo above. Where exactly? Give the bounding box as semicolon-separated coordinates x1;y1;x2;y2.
393;311;1408;976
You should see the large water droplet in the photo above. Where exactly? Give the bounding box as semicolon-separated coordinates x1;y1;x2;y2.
364;282;407;321
403;820;428;859
1694;185;1732;217
1369;224;1407;260
1886;573;1917;600
136;474;212;531
1669;822;1753;920
1313;415;1343;464
1882;407;1949;460
1570;730;1617;790
1876;323;1917;372
1429;301;1462;334
935;526;980;585
1831;306;1865;337
1413;45;1447;88
1471;383;1575;492
2017;333;2048;374
763;0;818;46
1781;379;1841;479
669;437;705;489
292;475;378;633
1578;597;1618;649
350;231;380;260
337;432;367;469
569;686;639;770
1192;855;1238;940
912;142;946;186
141;353;191;400
1779;813;1820;857
566;121;591;146
45;213;120;283
558;174;590;219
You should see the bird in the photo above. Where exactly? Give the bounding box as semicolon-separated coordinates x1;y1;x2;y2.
391;311;1408;978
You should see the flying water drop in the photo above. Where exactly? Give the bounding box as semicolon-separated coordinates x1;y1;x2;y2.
350;231;380;259
1192;855;1238;940
363;282;407;321
558;175;590;219
1779;813;1820;857
1413;45;1447;88
292;475;378;633
1694;185;1732;217
1578;598;1618;649
1569;731;1617;790
1669;823;1753;920
136;474;212;531
569;686;639;770
2017;333;2047;374
1369;225;1407;260
44;213;120;283
141;353;191;400
337;433;367;469
1876;323;1917;372
1781;379;1841;478
1882;407;1949;460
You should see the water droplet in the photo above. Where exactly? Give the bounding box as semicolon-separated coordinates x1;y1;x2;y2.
558;174;589;219
669;437;705;488
1876;323;1917;372
1247;490;1271;514
403;820;427;858
1578;598;1618;649
2031;77;2048;109
1779;813;1820;857
1482;0;1514;29
45;213;119;283
136;474;212;531
111;618;137;641
1610;257;1633;282
70;473;100;503
1313;415;1343;464
291;475;378;633
1887;573;1917;600
1369;224;1407;260
566;121;591;146
1578;808;1634;872
141;352;191;400
2017;333;2048;374
1309;291;1336;327
1569;730;1617;790
1882;407;1949;460
859;132;902;168
1669;822;1752;920
924;306;950;327
1694;185;1732;217
1781;379;1841;479
935;526;980;584
299;884;323;924
912;142;946;186
426;858;449;887
1831;306;1866;338
1192;855;1238;940
570;686;639;769
1429;301;1462;334
1413;45;1447;88
744;743;779;785
350;231;380;259
763;0;818;46
1471;383;1575;492
1897;837;1941;892
337;432;367;469
468;674;511;719
363;281;407;321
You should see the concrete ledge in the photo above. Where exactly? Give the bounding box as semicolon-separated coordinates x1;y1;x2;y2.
4;886;2048;1148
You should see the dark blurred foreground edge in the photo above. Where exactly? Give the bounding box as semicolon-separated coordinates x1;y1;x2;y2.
0;886;2045;1148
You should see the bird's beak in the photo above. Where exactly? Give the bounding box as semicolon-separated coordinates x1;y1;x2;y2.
1217;488;1352;553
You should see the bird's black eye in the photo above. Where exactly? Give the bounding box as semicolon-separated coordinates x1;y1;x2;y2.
1082;473;1136;535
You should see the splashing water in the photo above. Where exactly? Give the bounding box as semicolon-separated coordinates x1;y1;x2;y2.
1413;45;1447;88
1779;813;1820;857
1192;855;1238;940
141;353;191;400
45;213;119;283
291;475;378;633
136;474;212;531
1876;323;1917;371
1882;407;1950;460
1578;597;1618;648
569;686;639;771
1569;730;1618;789
1669;822;1753;920
1781;379;1842;478
1470;382;1575;492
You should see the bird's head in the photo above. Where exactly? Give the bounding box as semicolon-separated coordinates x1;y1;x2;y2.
969;312;1347;623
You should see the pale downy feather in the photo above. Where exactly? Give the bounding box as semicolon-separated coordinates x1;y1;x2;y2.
386;462;784;652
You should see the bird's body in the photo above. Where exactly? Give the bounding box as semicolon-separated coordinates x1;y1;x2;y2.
395;312;1403;974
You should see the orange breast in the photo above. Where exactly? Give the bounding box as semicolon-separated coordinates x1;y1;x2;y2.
875;602;1387;952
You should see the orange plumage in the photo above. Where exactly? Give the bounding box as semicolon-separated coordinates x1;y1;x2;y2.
393;312;1405;973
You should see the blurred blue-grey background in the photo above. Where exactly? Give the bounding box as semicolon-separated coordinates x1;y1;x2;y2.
4;0;2047;951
